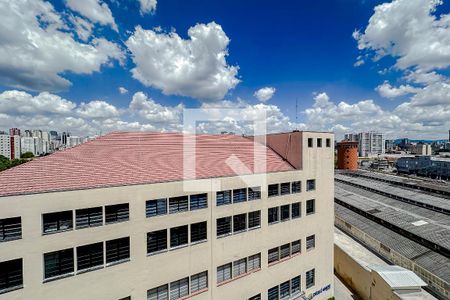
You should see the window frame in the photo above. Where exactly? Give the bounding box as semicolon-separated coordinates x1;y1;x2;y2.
190;193;208;211
75;207;103;229
280;205;290;222
0;217;22;242
169;196;189;214
42;211;73;234
190;221;207;244
147;229;168;255
0;258;23;293
216;216;232;237
306;199;315;215
170;225;189;249
248;186;261;200
306;179;316;191
105;237;130;265
248;211;261;229
105;203;129;224
216;190;232;206
291;202;301;219
268;184;279;197
146;198;167;218
306;235;315;251
217;263;232;283
43;248;74;281
268;207;279;224
76;242;104;272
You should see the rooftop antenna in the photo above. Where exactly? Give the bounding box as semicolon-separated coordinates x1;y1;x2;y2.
294;98;299;131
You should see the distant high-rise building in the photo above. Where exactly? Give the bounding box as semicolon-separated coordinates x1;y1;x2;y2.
62;132;69;145
385;139;395;152
21;137;38;156
49;131;58;140
409;143;432;156
10;135;21;159
344;132;384;157
0;134;11;158
9;128;20;136
24;130;32;137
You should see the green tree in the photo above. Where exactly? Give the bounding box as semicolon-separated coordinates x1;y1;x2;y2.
20;152;34;159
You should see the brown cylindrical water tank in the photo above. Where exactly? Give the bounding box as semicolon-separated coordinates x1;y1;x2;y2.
337;141;358;170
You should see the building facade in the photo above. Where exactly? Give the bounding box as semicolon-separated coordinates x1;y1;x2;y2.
0;134;11;159
336;141;358;170
344;132;384;157
409;143;432;156
10;136;21;160
0;131;334;300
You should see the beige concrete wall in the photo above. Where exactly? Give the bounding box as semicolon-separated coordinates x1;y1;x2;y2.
0;132;334;300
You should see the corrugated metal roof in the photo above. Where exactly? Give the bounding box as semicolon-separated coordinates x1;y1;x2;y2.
0;132;296;197
369;265;427;289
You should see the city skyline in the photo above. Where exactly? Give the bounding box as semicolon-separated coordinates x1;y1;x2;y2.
0;0;449;139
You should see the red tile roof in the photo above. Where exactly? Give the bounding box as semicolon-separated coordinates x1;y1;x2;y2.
0;132;295;197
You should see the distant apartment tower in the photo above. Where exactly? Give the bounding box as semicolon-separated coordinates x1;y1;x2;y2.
0;131;334;300
10;135;21;159
385;139;394;152
336;141;358;170
344;132;384;157
409;143;432;156
0;134;11;158
9;128;20;136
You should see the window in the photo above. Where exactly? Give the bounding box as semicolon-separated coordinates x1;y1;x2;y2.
291;240;301;254
146;199;167;217
147;229;167;254
169;196;188;214
306;179;315;191
233;258;247;277
268;207;279;224
190;271;207;293
306;269;315;288
147;284;168;300
77;242;104;271
44;249;74;280
119;297;131;300
306;235;315;251
43;211;73;234
170;277;189;300
190;194;207;210
216;190;231;206
268;247;279;264
190;221;207;243
280;205;290;221
0;217;21;242
306;199;315;215
291;181;301;193
217;263;232;283
248;253;260;271
248;211;261;229
233;188;247;203
249;295;261;300
279;280;290;300
0;258;23;292
233;214;247;232
279;243;290;259
105;203;129;224
291;202;301;219
268;184;279;197
106;237;130;264
317;138;322;147
307;138;313;148
75;207;102;229
268;286;279;300
217;217;232;237
280;182;290;195
326;138;331;147
170;225;188;248
248;187;261;200
291;276;301;295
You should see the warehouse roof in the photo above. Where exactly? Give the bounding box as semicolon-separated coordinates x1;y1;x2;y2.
0;132;296;197
369;265;427;289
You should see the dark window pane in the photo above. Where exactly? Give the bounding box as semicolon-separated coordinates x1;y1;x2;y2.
280;280;290;299
146;199;167;217
170;225;188;248
268;286;279;300
326;138;331;148
306;269;315;288
248;253;261;271
233;188;247;203
217;263;231;283
317;138;322;148
169;196;188;214
191;221;207;243
233;214;247;232
248;187;261;200
248;211;261;229
44;249;74;279
268;207;279;224
106;237;130;264
307;138;313;148
280;205;290;221
291;276;301;294
291;203;301;219
306;179;315;191
0;258;23;291
147;229;167;254
105;204;129;224
280;243;290;259
191;271;208;293
268;247;279;264
268;184;279;197
216;217;232;236
291;240;301;254
190;193;208;210
0;217;21;242
147;284;168;300
291;181;301;193
75;207;102;229
306;235;315;250
216;190;231;206
280;182;290;195
306;199;315;215
249;294;261;300
43;211;73;234
77;242;104;271
170;277;189;299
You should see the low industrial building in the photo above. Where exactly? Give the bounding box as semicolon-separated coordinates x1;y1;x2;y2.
396;156;450;180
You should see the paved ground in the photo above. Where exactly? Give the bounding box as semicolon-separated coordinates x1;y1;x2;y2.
334;275;357;300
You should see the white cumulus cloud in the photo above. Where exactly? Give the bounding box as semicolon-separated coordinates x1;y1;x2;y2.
119;87;128;94
126;22;240;102
138;0;157;14
375;81;420;98
254;87;276;102
65;0;118;32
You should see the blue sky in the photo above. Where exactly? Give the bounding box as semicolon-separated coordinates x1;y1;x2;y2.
0;0;449;139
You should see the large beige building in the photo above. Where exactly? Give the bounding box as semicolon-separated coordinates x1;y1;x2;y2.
0;131;334;300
